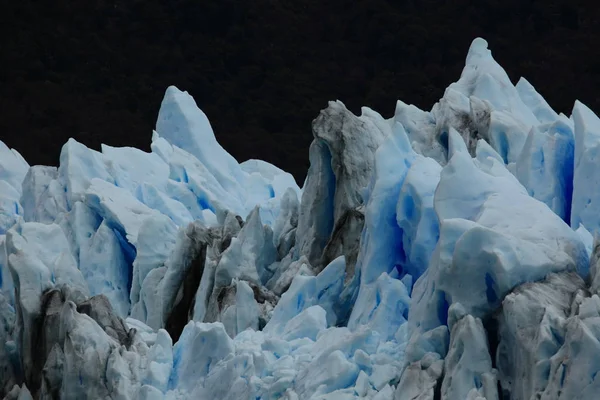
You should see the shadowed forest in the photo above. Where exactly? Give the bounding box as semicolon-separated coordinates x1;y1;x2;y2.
2;0;599;183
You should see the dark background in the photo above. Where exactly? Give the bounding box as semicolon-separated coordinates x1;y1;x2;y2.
2;0;599;184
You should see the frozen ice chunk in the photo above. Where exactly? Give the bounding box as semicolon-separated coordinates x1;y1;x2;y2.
394;355;444;400
295;139;337;267
392;100;444;163
496;272;585;400
272;188;299;258
0;292;16;393
20;166;67;224
215;207;277;287
240;159;301;201
295;349;359;398
58;301;121;399
79;220;131;317
577;224;594;259
442;38;539;165
84;178;163;246
15;222;89;298
348;273;410;341
130;215;178;310
515;77;560;124
354;123;416;287
396;156;442;280
0;141;29;194
297;101;388;269
168;321;234;392
58;138;113;207
348;124;417;330
133;266;167;329
449;38;537;127
234;279;260;334
162;143;245;217
4;384;33;400
154;221;213;330
409;141;588;333
136;183;193;227
441;314;497;400
265;256;346;334
571;100;600;233
144;329;173;393
156;86;245;195
101;144;170;194
0;181;22;234
219;279;261;338
282;305;327;341
516;120;575;222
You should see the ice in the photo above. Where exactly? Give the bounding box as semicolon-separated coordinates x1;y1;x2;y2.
571;100;600;233
215;207;277;287
101;144;170;194
296;101;387;271
130;215;178;316
295;349;359;398
144;329;174;392
281;305;327;341
0;292;16;393
84;178;163;246
0;181;22;235
495;272;585;399
515;77;560;124
58;138;114;207
154;88;301;226
396;156;442;280
4;37;600;399
20;166;67;224
441;313;497;400
515;119;575;222
265;256;346;334
348;272;410;342
136;183;194;227
409;129;588;334
156;87;246;196
0;141;29;195
168;321;234;392
78;219;131;317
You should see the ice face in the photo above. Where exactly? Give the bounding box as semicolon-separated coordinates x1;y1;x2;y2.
2;37;600;400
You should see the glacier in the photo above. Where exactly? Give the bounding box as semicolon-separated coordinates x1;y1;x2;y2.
1;37;600;399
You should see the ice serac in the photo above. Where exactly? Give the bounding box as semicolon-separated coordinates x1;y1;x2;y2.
297;101;387;272
168;321;234;392
156;86;245;195
5;223;87;394
0;292;16;394
408;129;588;335
495;272;586;400
0;181;23;235
348;123;440;335
571;100;600;233
515;119;575;223
58;138;114;207
101;144;170;194
130;215;178;317
0;142;28;235
0;141;29;195
20;166;67;225
441;312;497;400
435;38;539;166
515;77;560;124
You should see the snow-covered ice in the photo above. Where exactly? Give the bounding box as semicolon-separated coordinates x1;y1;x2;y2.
1;37;600;399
